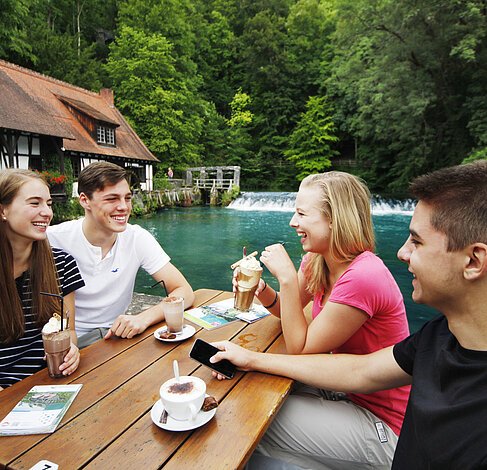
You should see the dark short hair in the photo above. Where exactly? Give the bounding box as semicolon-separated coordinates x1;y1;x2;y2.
410;160;487;251
78;161;127;198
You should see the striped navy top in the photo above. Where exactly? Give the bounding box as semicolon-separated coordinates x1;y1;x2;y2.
0;248;85;389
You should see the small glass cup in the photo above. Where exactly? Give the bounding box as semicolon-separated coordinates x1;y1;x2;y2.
162;296;185;334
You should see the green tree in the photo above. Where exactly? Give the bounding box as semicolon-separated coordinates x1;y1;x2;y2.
193;6;237;115
106;26;204;168
286;0;336;95
328;0;487;193
0;0;33;63
237;3;300;189
285;96;338;180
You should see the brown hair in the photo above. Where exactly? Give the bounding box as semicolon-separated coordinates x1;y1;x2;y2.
300;172;375;294
0;169;60;343
78;161;127;199
409;160;487;251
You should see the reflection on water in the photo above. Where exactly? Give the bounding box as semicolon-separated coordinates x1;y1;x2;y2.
134;207;437;332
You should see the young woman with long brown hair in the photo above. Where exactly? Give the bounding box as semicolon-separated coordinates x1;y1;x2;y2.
0;169;84;390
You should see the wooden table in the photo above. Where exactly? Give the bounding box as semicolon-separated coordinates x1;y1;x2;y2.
0;290;293;470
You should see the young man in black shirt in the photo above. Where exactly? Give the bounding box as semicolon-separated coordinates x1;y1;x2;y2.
211;161;487;469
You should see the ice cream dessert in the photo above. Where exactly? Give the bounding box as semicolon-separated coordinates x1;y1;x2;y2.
42;313;71;378
234;255;263;311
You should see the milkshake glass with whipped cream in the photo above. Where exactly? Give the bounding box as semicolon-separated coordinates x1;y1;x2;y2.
234;255;263;311
42;313;71;378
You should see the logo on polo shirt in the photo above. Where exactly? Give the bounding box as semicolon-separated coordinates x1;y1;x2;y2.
111;268;119;273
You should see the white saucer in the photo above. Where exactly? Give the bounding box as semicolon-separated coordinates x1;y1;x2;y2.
150;397;216;431
154;324;196;342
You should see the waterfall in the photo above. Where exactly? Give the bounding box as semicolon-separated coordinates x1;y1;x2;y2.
228;192;296;212
228;192;415;215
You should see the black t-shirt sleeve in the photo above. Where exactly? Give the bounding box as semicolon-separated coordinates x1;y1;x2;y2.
393;325;430;376
393;334;416;376
393;315;445;376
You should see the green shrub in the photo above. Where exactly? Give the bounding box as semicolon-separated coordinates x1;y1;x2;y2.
220;185;240;206
52;198;83;224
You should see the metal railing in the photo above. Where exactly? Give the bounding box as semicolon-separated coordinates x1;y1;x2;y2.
194;178;234;189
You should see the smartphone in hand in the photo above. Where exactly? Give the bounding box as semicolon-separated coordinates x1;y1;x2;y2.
189;338;236;379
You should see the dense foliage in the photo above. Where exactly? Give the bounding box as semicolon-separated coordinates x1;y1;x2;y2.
2;0;486;194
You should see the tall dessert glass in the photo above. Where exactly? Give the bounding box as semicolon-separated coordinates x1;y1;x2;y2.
42;313;70;378
234;255;263;311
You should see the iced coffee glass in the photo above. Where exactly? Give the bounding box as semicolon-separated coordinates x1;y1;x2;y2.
162;296;185;334
234;256;263;311
42;313;71;378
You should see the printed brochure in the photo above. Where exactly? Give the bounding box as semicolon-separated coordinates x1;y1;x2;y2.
0;384;82;436
184;298;270;330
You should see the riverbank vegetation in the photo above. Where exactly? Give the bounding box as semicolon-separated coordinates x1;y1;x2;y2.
2;0;486;196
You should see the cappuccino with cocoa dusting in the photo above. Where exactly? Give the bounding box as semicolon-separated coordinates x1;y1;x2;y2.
161;377;205;403
168;381;194;395
160;376;207;420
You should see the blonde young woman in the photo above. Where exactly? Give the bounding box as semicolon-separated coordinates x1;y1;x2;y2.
233;172;411;469
0;169;84;390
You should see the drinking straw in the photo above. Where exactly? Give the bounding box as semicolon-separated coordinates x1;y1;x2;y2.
150;279;168;297
40;292;64;331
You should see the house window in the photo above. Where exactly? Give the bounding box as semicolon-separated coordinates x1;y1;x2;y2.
96;126;105;143
126;165;145;189
72;157;81;178
29;157;42;171
106;127;115;145
96;125;115;146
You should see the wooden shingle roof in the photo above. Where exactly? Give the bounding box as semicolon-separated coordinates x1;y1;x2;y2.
0;60;158;163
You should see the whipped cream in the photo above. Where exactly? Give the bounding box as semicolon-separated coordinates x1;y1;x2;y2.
42;313;67;334
240;255;261;271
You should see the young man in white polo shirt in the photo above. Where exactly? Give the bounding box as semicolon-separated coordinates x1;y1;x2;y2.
48;162;194;348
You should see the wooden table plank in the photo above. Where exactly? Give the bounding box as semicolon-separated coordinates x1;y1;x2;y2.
163;336;291;470
82;366;245;470
1;290;292;470
10;321;250;469
83;316;285;469
0;290;225;467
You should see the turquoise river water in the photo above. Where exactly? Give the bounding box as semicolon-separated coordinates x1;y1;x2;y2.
134;195;437;333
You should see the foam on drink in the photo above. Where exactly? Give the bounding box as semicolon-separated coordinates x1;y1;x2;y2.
161;377;205;402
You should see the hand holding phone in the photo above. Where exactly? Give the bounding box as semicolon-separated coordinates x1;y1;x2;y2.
189;338;236;379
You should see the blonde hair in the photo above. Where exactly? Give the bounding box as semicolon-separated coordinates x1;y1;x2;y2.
0;169;60;343
301;171;375;294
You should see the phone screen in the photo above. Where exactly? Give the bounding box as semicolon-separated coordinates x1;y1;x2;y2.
189;339;236;379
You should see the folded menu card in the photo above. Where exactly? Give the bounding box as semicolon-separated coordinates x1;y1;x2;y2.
184;298;270;330
0;384;82;436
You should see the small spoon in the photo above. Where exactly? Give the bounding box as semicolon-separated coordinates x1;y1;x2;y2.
173;360;180;382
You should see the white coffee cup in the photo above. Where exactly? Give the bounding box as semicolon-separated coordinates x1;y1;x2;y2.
160;376;206;421
162;296;185;334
